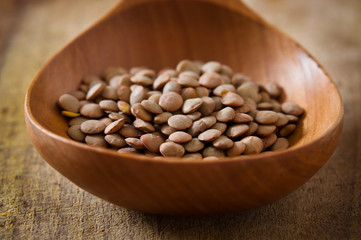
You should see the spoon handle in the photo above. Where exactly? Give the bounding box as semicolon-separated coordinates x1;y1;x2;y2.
107;0;263;22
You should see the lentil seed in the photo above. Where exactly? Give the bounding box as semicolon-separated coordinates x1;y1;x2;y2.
104;134;127;148
270;138;289;151
85;135;107;147
99;100;118;112
80;103;104;118
131;103;153;122
141;100;163;114
59;60;304;159
255;110;279;124
187;120;208;137
159;92;183;112
216;107;235;122
104;118;126;134
169;131;192;143
198;129;222;141
159;142;185;157
86;83;103;100
133;118;155;132
281;102;304;116
226;141;246;156
184;138;205;152
226;124;249;138
125;138;146;150
240;136;263;155
59;94;81;113
198;97;215;116
202;146;225;158
262;133;277;149
279;124;297;137
221;92;244;107
168;115;192;130
140;133;165;153
67;125;86;141
154;112;172;124
212;135;234;149
199;72;223;89
182;98;203;114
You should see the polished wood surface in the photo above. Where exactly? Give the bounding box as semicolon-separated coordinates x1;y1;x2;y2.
1;0;360;238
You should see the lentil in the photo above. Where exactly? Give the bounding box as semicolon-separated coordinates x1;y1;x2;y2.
58;60;304;159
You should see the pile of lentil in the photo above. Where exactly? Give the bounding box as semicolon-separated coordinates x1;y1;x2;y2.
58;60;304;159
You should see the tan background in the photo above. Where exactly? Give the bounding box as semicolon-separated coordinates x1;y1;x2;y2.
0;0;360;239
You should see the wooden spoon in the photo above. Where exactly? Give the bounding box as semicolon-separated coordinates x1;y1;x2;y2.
25;0;343;215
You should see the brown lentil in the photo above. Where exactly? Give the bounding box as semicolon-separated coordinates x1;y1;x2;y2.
233;112;253;123
59;94;81;113
187;120;208;137
154;112;172;124
211;122;227;134
221;92;244;107
198;97;215;116
131;103;153;122
68;117;88;126
140;133;165;153
159;142;185;157
119;124;142;138
213;84;236;96
168;131;192;143
86;83;103;100
241;136;264;155
279;124;297;137
99;100;118;112
213;135;234;149
262;133;277;149
255;111;279;124
199;72;223;89
125;138;146;150
160;124;176;136
159;92;183;112
168;115;192;130
104;118;126;134
226;141;246;157
101;86;118;100
80;120;106;134
133;118;155;132
181;87;198;100
163;80;181;93
202;61;222;73
198;129;222;142
85;135;107;148
216;107;235;122
104;134;127;148
184;138;205;152
186;111;202;121
59;60;304;159
141;100;163;114
202;146;225;158
226;124;249;138
270;138;289;151
255;125;276;137
118;147;139;153
182;98;203;114
67;125;86;141
184;153;203;159
281;102;304;116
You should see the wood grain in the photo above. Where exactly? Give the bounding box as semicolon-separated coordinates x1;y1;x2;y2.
1;0;360;238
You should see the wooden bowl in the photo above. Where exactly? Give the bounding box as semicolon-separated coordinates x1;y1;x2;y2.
24;0;343;215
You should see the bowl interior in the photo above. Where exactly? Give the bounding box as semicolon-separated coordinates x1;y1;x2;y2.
28;0;342;152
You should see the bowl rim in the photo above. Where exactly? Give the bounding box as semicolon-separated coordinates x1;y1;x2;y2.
24;0;344;165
